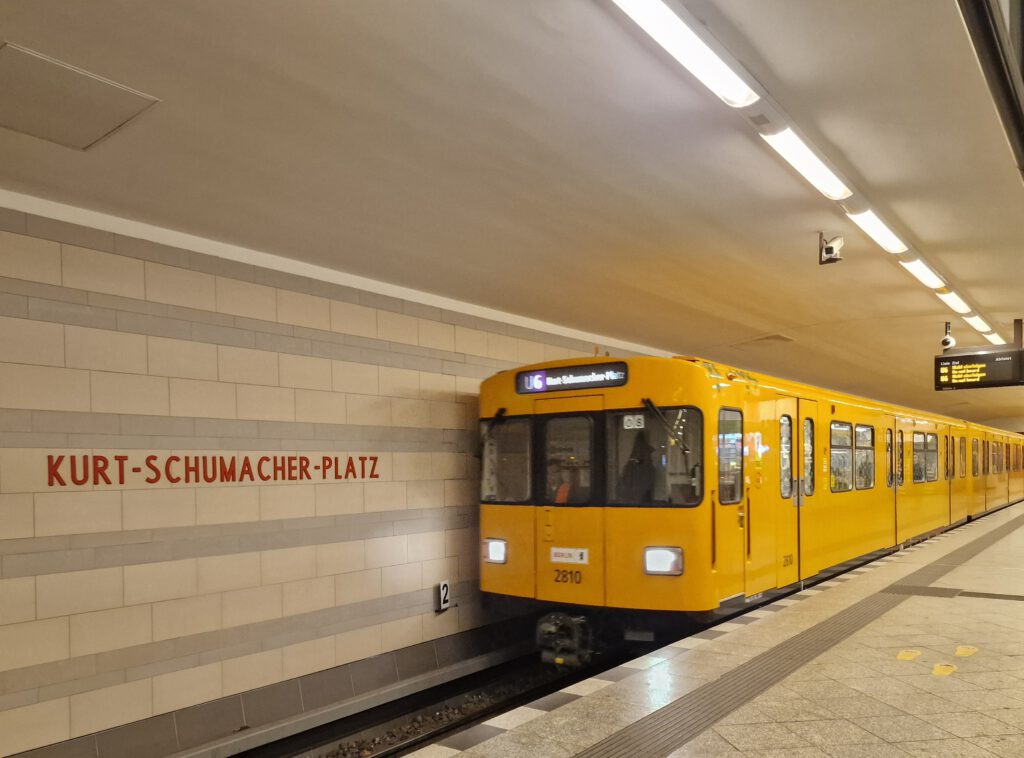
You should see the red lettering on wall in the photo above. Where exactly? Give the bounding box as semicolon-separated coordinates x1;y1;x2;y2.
47;455;66;486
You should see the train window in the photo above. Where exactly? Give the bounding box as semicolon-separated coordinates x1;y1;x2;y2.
925;433;938;482
803;419;815;497
960;437;967;478
897;430;905;486
912;432;925;483
718;409;743;504
855;425;874;490
780;415;793;499
606;407;703;507
480;417;531;503
944;435;950;480
544;416;592;505
984;441;990;476
885;429;894;488
972;439;980;477
830;421;853;493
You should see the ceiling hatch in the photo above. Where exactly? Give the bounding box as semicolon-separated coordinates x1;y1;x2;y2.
0;41;158;150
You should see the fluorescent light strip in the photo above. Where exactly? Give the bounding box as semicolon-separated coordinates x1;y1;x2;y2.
963;314;992;333
984;332;1007;345
761;129;851;200
846;210;908;253
935;290;971;314
611;0;759;107
899;258;944;289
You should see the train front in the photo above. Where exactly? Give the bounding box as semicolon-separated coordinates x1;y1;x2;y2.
478;356;716;664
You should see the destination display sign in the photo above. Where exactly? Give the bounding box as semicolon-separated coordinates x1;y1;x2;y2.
935;350;1021;390
517;362;628;394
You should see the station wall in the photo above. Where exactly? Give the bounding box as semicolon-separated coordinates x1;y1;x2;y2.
0;208;623;756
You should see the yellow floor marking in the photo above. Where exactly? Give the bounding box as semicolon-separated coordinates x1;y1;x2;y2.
955;645;978;657
933;663;958;676
897;650;922;661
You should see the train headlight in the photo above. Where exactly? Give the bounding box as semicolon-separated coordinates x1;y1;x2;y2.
483;538;507;564
644;547;683;576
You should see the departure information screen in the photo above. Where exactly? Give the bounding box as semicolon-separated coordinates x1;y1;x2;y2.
934;350;1021;390
517;362;628;394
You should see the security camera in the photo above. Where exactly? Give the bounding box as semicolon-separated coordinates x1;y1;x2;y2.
819;233;844;265
941;334;956;349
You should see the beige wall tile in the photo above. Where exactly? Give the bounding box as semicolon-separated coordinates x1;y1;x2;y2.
365;535;407;568
282;636;335;679
393;452;433;481
145;262;216;310
279;354;332;390
429;400;464;429
0;493;33;538
70;604;152;656
422;606;460;640
455;376;481;400
315;541;365;576
35;490;122;537
0;617;68;670
543;343;572;361
222;584;282;628
277;289;330;330
330;300;378;338
378;311;418;345
444;527;475;558
218;345;278;386
170;377;237;418
332;360;378;394
408;531;446;562
346;394;391;426
391;398;431;427
62;245;144;299
70;679;152;737
459;551;479;582
421;557;459;590
282;576;335;616
238;384;294;421
314;483;364;516
37;567;123;618
335;625;381;665
0;363;90;412
406;480;444;509
364;481;407;512
261;546;316;585
516;339;546;365
215;276;276;321
125;559;197;604
259;484;314;520
486;333;519;362
379;367;419;398
198;552;261;594
0;230;61;285
0;698;70;756
91;371;168;415
148;337;218;380
420;372;456;401
295;388;347;424
444;479;476;507
0;576;35;625
196;486;259;524
381;615;423;652
153;594;222;641
222;649;282;696
66;326;147;374
334;568;381;605
433;452;468;479
153;662;222;715
454;327;488;357
381;562;422;596
418;320;455;352
123;488;196;530
0;315;64;367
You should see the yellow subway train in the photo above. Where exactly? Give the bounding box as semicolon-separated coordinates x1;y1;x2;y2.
478;355;1024;662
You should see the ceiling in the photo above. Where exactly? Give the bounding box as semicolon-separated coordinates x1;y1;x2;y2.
0;0;1022;426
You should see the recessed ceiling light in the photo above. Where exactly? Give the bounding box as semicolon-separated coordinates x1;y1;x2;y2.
935;290;971;314
846;210;908;253
963;314;992;333
761;128;851;200
983;332;1007;345
899;258;944;289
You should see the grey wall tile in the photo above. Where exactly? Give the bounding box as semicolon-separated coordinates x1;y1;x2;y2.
357;291;404;314
2;654;97;695
113;235;191;268
253;332;311;355
0;687;38;710
190;321;255;348
96;713;178;758
115;311;192;340
38;670;125;700
0;432;69;447
0;409;32;431
309;341;361;362
349;653;398;695
402;301;442;321
2;549;96;579
234;316;293;337
26;216;114;252
87;292;169;317
299;664;354;711
0;279;82;304
119;415;195;437
395;641;439;680
33;411;121;435
64;434;170;449
0;536;71;558
28;299;117;330
187;252;254;281
71;530;153;549
257;421;313;440
0;292;28;317
174;695;246;749
16;735;98;758
94;640;177;676
0;206;26;233
240;680;303;727
164;303;235;327
194;418;259;438
291;325;341;344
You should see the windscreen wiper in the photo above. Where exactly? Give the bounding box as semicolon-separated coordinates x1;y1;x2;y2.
642;398;690;454
476;407;507;457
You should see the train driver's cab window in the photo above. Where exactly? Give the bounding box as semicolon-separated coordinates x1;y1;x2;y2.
718;409;743;504
972;439;980;477
804;419;815;496
480;417;531;503
912;432;926;483
606;407;703;506
780;415;793;499
925;433;938;482
544;416;592;504
830;421;853;492
855;425;874;490
886;428;894;488
959;437;967;479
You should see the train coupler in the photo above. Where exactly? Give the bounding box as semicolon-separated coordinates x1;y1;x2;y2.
536;611;593;668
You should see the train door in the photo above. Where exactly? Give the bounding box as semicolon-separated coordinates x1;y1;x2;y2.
796;399;818;579
773;397;799;588
742;396;777;598
714;406;745;604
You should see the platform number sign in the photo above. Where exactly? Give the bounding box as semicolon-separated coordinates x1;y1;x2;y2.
437;580;451;611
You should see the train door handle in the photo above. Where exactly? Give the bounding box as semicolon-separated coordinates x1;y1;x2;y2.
737;510;744;528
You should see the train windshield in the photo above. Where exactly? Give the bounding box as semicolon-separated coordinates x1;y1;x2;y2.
480;418;531;502
606;407;703;506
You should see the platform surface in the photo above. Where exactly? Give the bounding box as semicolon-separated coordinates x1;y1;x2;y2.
411;502;1024;757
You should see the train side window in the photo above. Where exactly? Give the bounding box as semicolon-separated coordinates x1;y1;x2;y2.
897;430;905;486
830;421;853;493
984;441;990;476
480;417;531;503
605;407;703;507
885;429;894;488
944;435;951;480
718;409;743;504
855;424;874;490
803;419;815;497
780;415;793;499
960;437;967;478
912;432;925;483
972;439;979;477
925;433;938;482
544;416;593;505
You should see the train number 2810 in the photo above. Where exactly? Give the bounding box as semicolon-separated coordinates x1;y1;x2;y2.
554;569;582;584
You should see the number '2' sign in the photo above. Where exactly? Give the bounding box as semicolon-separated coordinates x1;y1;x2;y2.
437;580;451;611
